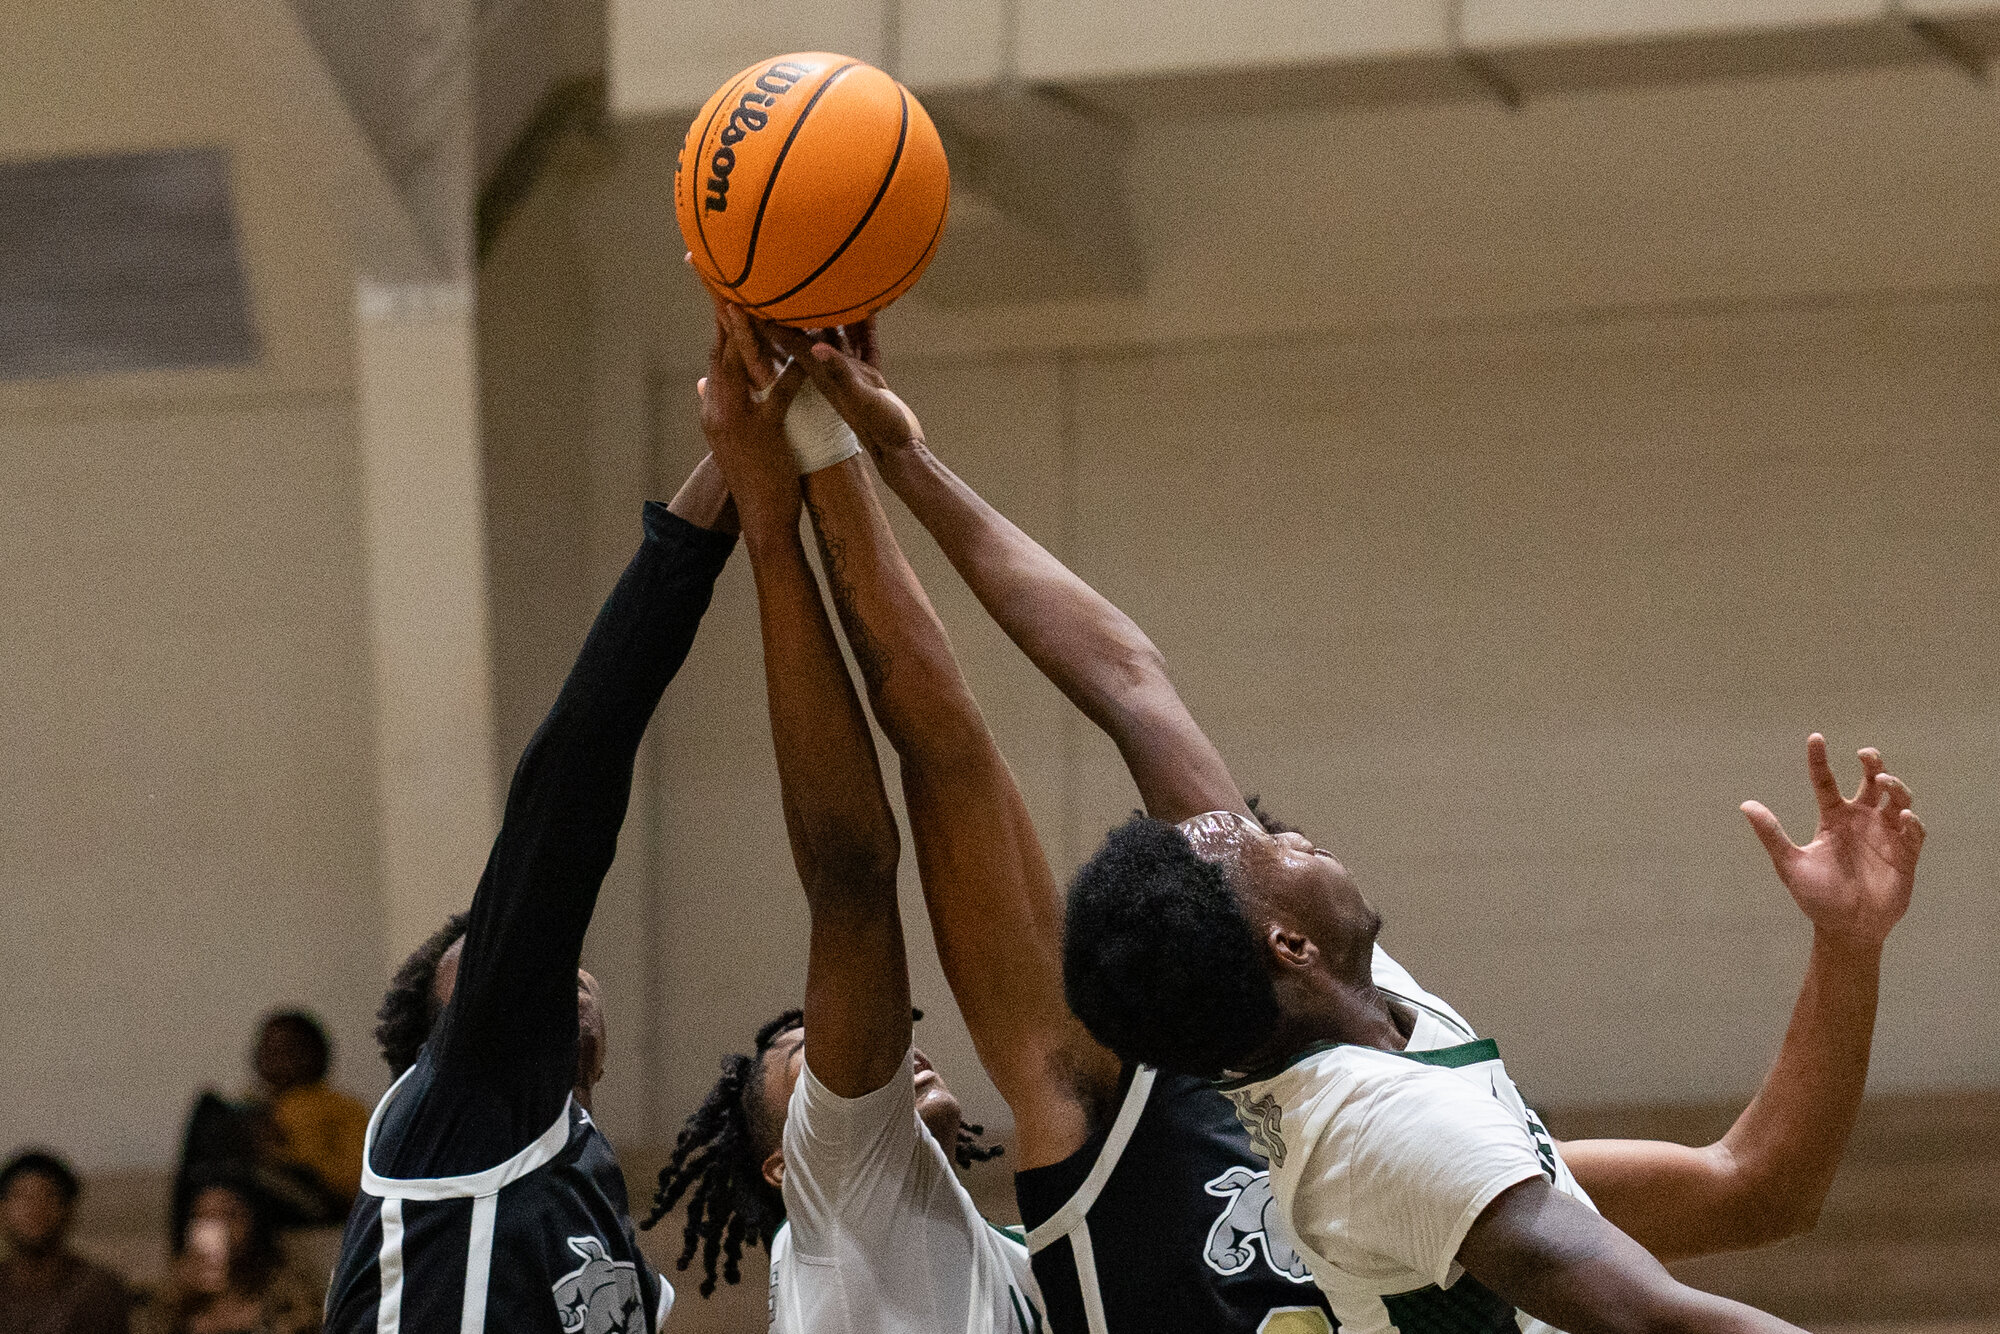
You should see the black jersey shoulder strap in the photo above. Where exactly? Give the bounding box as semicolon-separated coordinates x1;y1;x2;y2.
1022;1065;1157;1334
358;1068;577;1334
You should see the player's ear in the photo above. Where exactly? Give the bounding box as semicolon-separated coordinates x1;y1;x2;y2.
762;1147;785;1191
1265;922;1317;971
575;1027;605;1093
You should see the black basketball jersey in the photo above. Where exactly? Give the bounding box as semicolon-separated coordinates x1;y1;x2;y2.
324;504;735;1334
1015;1065;1335;1334
325;1069;669;1334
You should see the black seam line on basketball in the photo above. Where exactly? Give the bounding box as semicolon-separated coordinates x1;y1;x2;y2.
767;190;946;324
749;86;909;309
727;61;860;291
691;69;757;288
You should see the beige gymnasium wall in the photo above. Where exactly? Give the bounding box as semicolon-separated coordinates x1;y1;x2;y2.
0;396;388;1169
470;55;2000;1224
0;0;392;1170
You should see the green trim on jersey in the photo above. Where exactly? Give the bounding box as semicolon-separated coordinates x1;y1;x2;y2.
1216;1038;1500;1092
1389;1037;1499;1069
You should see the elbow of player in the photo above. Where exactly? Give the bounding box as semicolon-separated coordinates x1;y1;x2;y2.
1717;1155;1826;1249
793;818;901;902
1102;638;1171;704
1756;1196;1822;1247
1613;1287;1757;1334
1097;666;1185;747
813;843;901;898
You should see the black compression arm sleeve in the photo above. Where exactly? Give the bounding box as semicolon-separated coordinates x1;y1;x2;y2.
432;502;734;1137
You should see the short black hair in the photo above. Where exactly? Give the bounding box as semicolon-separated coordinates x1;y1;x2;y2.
0;1150;80;1204
1064;814;1280;1078
1245;795;1295;836
375;913;469;1078
261;1009;331;1081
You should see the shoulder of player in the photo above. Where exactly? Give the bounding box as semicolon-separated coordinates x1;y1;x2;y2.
1282;1045;1504;1156
1224;1040;1401;1110
782;1049;921;1167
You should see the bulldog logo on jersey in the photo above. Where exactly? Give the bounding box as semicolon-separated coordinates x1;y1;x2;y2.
552;1235;644;1334
1203;1166;1312;1284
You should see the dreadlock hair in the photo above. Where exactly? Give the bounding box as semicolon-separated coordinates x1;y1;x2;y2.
647;1007;1005;1297
375;912;469;1078
644;1009;800;1297
952;1121;1006;1167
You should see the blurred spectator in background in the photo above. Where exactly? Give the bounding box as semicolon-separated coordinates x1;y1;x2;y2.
170;1012;367;1242
251;1013;366;1208
0;1149;131;1334
138;1171;319;1334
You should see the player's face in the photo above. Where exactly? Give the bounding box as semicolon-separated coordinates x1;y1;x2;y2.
1254;829;1382;980
910;1046;964;1150
1181;811;1381;983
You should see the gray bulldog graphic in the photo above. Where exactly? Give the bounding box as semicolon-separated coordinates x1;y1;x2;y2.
1203;1166;1312;1284
552;1235;645;1334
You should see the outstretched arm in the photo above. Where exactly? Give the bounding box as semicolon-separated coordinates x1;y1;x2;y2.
747;315;1116;1165
700;322;910;1098
781;325;1245;825
1458;1179;1808;1334
425;454;739;1164
1562;735;1925;1260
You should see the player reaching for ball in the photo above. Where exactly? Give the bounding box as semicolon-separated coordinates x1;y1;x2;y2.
756;310;1925;1334
323;458;745;1334
642;313;1040;1334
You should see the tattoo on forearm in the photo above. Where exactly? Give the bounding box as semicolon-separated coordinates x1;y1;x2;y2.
805;495;893;695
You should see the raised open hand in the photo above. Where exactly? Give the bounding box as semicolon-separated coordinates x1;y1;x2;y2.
762;316;926;466
1742;734;1924;950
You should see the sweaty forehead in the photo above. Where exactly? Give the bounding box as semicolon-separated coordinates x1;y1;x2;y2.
1177;810;1267;867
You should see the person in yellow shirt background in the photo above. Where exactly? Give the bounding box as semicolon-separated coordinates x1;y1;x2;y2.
249;1013;367;1209
171;1012;368;1245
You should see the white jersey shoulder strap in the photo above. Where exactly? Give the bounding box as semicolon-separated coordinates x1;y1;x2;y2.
1025;1065;1156;1252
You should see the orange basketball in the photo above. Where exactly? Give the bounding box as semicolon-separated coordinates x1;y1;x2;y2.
676;53;950;328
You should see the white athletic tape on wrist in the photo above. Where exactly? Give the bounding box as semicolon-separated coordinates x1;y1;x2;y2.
784;378;862;474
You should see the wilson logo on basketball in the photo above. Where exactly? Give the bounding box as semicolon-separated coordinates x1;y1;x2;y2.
704;61;814;213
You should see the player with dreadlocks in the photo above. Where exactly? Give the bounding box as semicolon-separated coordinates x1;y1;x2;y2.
643;307;1038;1334
648;1005;1003;1296
324;453;745;1334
